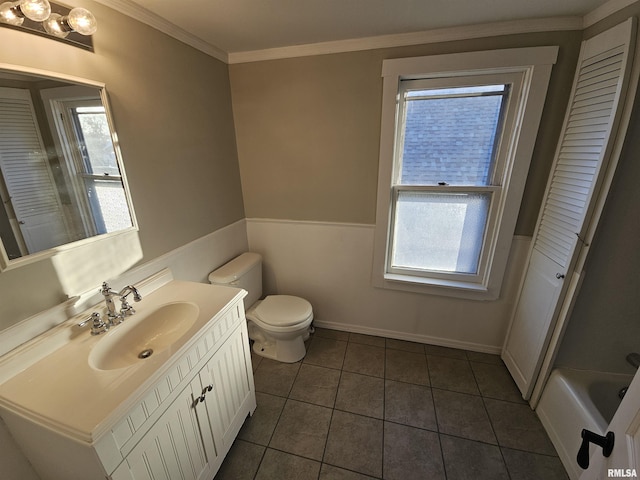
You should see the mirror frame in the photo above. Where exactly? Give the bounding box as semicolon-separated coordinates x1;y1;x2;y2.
0;63;138;271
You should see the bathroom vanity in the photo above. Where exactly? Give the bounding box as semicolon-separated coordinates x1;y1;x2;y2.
0;274;256;480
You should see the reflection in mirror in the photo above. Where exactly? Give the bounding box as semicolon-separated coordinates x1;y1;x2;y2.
0;66;135;270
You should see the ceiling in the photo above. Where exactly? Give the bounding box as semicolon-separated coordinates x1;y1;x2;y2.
98;0;618;60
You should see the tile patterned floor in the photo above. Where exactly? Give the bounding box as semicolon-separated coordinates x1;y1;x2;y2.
214;328;569;480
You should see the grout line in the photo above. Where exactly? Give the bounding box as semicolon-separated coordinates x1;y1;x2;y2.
381;345;386;479
244;330;566;479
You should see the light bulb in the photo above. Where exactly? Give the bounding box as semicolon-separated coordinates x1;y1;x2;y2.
0;1;24;25
18;0;50;22
43;12;68;37
67;7;96;35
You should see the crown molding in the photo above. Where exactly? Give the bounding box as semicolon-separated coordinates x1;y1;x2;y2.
583;0;639;27
227;17;583;64
92;0;229;63
93;0;637;64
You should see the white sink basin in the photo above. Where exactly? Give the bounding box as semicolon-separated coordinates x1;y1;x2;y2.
89;302;199;371
0;278;247;441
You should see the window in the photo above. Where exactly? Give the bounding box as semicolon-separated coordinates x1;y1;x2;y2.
49;95;133;237
65;101;131;234
372;48;558;299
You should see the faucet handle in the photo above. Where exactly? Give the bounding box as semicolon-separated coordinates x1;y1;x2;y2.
120;297;136;317
78;312;109;335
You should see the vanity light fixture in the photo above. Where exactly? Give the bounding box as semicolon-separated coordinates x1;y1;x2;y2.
0;0;51;25
44;6;96;37
0;0;96;50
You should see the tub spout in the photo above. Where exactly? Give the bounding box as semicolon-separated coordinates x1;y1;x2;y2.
626;353;640;369
619;386;629;400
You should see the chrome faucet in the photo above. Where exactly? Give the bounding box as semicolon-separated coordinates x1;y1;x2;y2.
100;282;142;325
78;282;142;335
118;284;143;318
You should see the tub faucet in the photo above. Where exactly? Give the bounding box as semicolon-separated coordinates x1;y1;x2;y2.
100;282;142;325
626;353;640;369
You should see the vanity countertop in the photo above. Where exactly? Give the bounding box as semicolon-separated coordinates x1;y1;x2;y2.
0;280;246;444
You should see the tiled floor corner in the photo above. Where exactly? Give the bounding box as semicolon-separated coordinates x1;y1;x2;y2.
215;327;569;480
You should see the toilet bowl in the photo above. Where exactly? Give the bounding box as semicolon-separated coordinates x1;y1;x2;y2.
246;295;314;362
208;253;314;363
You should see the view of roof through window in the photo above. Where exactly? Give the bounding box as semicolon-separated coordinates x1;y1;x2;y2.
399;84;508;186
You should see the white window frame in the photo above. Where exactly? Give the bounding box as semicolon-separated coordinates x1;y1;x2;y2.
372;47;558;300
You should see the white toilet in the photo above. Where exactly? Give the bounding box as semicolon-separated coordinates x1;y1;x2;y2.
208;252;314;363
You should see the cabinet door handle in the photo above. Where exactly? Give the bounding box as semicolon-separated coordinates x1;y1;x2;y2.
200;385;213;395
193;385;214;408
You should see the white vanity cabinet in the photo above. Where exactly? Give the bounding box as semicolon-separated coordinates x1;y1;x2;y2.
0;283;256;480
113;380;216;480
113;318;253;480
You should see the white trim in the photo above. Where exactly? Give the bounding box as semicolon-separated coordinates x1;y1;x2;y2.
229;17;580;64
0;63;105;88
312;320;502;354
92;0;229;63
245;217;374;230
583;0;640;28
372;47;557;300
382;46;559;76
91;0;636;64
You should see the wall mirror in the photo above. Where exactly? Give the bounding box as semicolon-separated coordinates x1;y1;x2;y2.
0;64;136;271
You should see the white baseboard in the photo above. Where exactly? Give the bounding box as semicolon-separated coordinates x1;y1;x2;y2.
312;320;502;355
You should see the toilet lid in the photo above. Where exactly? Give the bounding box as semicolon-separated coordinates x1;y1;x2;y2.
252;295;313;327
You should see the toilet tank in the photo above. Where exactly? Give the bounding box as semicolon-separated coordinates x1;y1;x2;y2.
208;252;262;309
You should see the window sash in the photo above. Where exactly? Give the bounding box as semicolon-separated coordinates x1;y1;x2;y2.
393;74;519;190
387;75;512;284
397;85;509;188
82;176;131;234
388;185;499;283
68;101;120;176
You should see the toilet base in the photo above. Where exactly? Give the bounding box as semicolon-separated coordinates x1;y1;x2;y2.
252;335;306;363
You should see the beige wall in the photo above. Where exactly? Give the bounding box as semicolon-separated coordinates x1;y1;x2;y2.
0;0;244;329
230;31;582;232
229;30;584;353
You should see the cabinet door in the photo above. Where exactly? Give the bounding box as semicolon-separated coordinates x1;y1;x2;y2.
118;384;213;480
502;18;636;400
200;326;254;448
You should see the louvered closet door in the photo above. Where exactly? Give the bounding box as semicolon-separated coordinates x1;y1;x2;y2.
502;19;636;399
0;87;70;253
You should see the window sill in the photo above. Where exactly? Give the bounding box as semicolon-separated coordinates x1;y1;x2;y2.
376;273;499;301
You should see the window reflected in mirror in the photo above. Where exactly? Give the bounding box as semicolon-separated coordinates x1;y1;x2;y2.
0;68;135;267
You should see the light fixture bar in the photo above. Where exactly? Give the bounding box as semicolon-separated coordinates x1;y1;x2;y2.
0;0;95;50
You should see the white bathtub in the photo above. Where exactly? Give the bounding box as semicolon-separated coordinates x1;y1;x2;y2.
537;368;634;480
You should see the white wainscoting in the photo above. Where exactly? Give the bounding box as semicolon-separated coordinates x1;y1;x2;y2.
111;219;249;292
0;219;249;359
247;218;531;354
